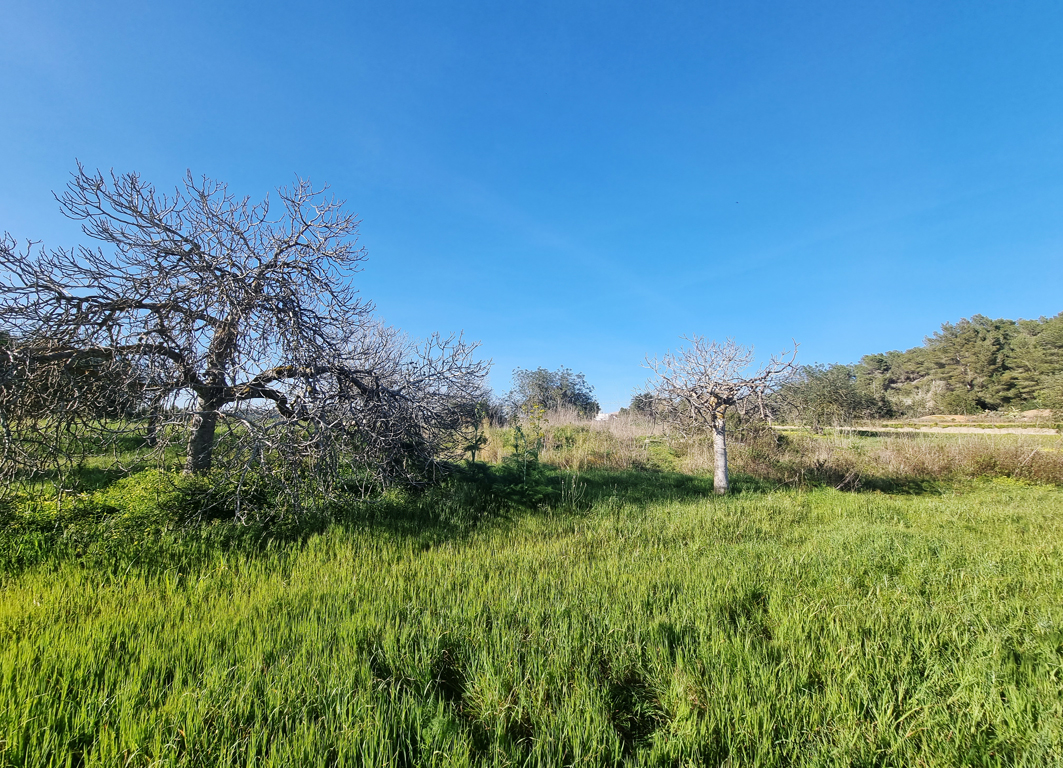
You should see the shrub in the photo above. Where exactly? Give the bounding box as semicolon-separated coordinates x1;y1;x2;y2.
939;389;980;415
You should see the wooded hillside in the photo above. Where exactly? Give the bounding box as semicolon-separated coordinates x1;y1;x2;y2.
854;313;1063;416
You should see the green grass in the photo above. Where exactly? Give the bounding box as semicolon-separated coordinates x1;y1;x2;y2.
2;473;1062;766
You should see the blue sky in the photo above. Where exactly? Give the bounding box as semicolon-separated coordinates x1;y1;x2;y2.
3;1;1062;410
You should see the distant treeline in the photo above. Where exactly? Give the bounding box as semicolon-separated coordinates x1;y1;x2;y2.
617;313;1063;425
784;313;1063;421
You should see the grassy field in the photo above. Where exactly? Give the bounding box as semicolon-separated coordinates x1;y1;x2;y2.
2;467;1062;766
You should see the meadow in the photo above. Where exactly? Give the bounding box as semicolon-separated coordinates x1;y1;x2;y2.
1;423;1062;766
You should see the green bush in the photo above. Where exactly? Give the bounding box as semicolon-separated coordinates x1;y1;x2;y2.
939;389;980;415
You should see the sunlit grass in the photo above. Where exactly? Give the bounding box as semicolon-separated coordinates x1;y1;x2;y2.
2;476;1061;766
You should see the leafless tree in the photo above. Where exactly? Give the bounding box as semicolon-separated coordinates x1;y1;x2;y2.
0;165;489;512
645;336;797;494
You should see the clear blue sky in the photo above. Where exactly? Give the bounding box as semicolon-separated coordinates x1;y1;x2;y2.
3;1;1062;410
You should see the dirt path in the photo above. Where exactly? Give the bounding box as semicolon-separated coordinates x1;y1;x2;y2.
776;425;1059;436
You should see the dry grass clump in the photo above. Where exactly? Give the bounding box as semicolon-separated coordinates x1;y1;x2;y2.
540;415;1063;489
672;421;1063;490
728;431;1063;490
478;409;661;471
477;407;1063;489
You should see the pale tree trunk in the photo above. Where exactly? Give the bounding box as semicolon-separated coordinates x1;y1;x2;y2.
712;413;729;494
185;397;220;474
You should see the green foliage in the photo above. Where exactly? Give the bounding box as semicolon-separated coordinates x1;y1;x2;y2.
505;403;543;481
938;388;980;415
459;459;559;512
508;365;600;418
627;391;656;415
2;481;1062;765
1037;372;1063;418
0;467;350;576
926;315;1010;405
853;312;1063;416
459;403;491;462
777;364;891;429
485;405;563;508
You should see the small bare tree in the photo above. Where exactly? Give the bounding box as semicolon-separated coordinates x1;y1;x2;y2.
0;165;489;510
645;336;797;494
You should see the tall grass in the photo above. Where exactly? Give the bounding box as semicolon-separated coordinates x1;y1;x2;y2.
3;411;1063;764
479;409;662;472
488;408;1063;489
725;431;1063;490
2;478;1062;765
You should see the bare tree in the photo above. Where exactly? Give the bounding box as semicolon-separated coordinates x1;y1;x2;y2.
645;336;797;494
0;165;489;510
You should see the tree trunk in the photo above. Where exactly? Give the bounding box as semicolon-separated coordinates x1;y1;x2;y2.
712;415;729;494
144;398;162;448
185;398;220;473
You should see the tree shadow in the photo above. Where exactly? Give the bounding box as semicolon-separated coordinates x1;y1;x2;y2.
569;468;718;506
549;466;946;503
0;459;952;580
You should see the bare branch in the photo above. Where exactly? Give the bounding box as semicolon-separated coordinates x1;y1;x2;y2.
645;336;798;493
0;168;490;513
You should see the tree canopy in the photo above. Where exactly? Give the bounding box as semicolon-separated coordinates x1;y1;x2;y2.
646;336;797;493
850;313;1063;415
0;166;489;506
775;364;891;430
507;366;600;418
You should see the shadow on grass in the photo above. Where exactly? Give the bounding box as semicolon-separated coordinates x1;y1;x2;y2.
571;468;717;505
8;464;132;495
853;476;945;495
552;466;945;502
0;463;726;578
758;463;946;496
0;459;952;579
